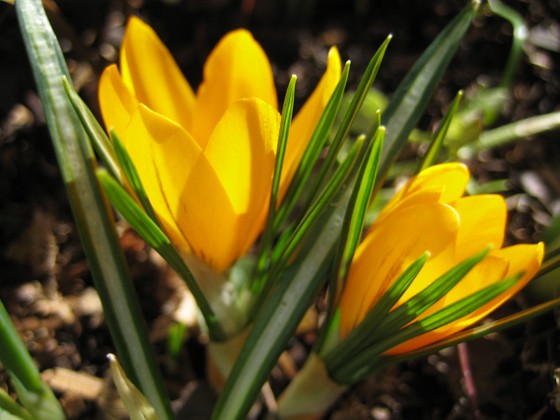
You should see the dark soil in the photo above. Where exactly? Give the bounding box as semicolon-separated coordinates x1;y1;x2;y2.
0;0;559;419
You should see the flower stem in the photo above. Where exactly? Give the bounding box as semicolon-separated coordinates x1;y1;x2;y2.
275;354;347;420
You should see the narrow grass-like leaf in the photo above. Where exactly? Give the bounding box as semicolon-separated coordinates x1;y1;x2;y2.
391;296;560;364
16;0;172;417
417;90;463;172
96;170;166;246
270;136;365;276
0;302;44;395
103;132;226;337
302;36;391;213
108;354;158;420
62;77;121;182
377;4;476;185
110;130;160;225
248;139;365;318
330;127;385;307
97;169;225;340
458;111;560;158
253;76;297;292
488;0;527;91
338;274;521;384
0;387;31;420
0;300;63;419
372;247;490;338
478;0;527;125
467;178;508;195
211;177;356;420
275;62;351;230
400;276;520;341
323;251;430;370
315;127;385;352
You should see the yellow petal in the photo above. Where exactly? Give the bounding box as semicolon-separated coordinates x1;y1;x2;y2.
98;64;137;137
205;98;280;214
386;254;509;354
339;202;460;337
396;249;457;305
394;199;505;305
191;29;278;148
282;47;342;193
438;255;509;310
178;156;236;272
463;242;545;325
407;163;470;203
126;105;201;253
452;195;507;259
380;163;470;220
120;17;196;131
178;98;281;272
375;187;444;227
386;242;544;355
440;243;543;333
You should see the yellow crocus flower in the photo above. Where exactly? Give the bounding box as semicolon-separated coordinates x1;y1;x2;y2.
98;17;341;273
339;163;544;354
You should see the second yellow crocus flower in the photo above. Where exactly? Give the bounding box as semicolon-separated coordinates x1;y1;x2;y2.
98;17;341;273
339;163;544;354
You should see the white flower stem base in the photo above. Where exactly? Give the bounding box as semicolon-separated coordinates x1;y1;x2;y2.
275;353;347;419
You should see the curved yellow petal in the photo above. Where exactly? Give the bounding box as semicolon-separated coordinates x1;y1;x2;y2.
98;64;137;138
380;163;470;219
339;162;543;356
396;249;456;304
440;243;543;334
464;242;545;324
120;17;196;130
178;98;281;272
438;255;509;312
408;163;470;203
175;153;234;272
282;47;342;193
387;254;509;354
394;197;506;305
452;194;507;259
126;105;201;253
386;242;544;355
426;254;509;321
375;187;444;227
339;202;460;337
191;29;277;148
205;98;280;215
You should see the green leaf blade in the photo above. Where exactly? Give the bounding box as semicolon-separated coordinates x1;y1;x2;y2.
211;173;358;420
96;169;225;340
16;1;172;417
377;4;476;185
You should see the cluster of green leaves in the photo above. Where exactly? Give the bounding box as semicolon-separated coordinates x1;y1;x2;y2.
0;300;64;419
322;248;523;385
211;5;497;418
